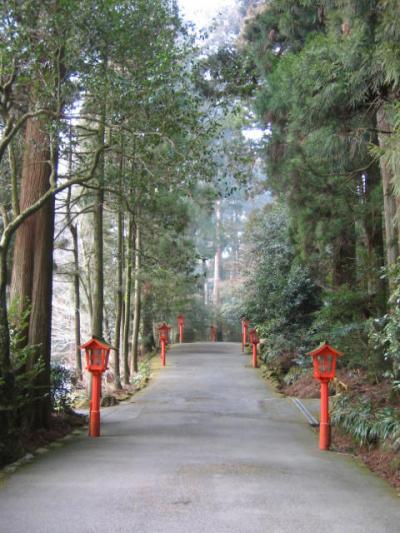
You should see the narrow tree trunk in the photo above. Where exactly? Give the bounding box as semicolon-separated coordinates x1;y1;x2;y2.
10;117;55;429
92;122;105;338
141;282;155;354
377;105;399;278
130;224;141;375
213;200;222;306
66;179;82;377
362;163;386;311
0;248;10;374
122;216;133;384
202;258;208;305
0;248;20;465
82;239;94;323
113;207;123;390
332;220;356;288
70;222;82;376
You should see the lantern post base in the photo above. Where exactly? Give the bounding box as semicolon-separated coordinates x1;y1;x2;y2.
161;341;166;367
89;410;100;437
319;379;330;450
252;345;258;368
89;372;102;437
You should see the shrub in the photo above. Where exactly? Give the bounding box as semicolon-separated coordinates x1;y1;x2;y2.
50;364;74;412
331;395;400;446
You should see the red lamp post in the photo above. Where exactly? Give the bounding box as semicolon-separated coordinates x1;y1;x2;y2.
249;328;259;368
309;342;343;451
241;318;249;352
210;325;217;342
81;336;111;438
158;323;171;367
177;313;185;344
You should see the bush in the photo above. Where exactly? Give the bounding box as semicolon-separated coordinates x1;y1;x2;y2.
331;395;400;446
50;364;74;412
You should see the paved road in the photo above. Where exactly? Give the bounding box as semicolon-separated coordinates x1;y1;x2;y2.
0;342;399;532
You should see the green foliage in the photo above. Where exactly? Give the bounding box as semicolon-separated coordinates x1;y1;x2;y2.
242;203;320;361
50;364;74;413
8;301;45;408
368;263;400;378
242;0;391;379
331;395;400;446
282;365;307;386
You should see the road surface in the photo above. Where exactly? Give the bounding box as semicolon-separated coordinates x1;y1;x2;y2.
0;342;399;532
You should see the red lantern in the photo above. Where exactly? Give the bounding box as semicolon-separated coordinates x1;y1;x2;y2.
158;322;171;343
249;328;259;368
81;336;111;373
80;336;112;438
241;318;249;352
210;325;217;342
309;342;342;382
177;314;185;343
309;342;343;451
158;323;171;366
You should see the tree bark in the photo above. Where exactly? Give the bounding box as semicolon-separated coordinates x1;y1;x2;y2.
362;163;386;311
213;200;222;306
66;135;82;377
377;105;399;279
67;214;82;377
122;215;133;384
130;224;141;375
332;219;356;288
141;282;155;354
10;116;55;429
113;207;123;390
91;122;105;338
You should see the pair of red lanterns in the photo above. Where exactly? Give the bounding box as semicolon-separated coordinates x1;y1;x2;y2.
158;313;186;367
241;318;259;368
81;314;184;438
241;318;342;450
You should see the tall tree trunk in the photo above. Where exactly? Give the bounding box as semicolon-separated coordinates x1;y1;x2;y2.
213;200;222;306
0;248;10;374
130;224;141;375
66;174;82;377
69;219;82;377
82;239;94;323
377;105;399;279
10;117;55;429
362;164;386;311
122;215;133;384
113;207;123;390
92;120;105;338
0;246;22;466
332;220;356;288
141;282;155;354
202;258;208;305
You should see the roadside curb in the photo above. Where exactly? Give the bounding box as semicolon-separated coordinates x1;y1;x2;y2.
291;397;319;427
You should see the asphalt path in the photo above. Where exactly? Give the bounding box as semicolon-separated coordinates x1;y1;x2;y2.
0;342;399;532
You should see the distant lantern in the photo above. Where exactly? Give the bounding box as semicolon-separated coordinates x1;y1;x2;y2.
158;323;171;343
158;323;171;367
177;314;185;343
241;318;249;352
249;328;259;368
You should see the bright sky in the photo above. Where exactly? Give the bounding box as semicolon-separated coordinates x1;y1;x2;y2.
178;0;237;28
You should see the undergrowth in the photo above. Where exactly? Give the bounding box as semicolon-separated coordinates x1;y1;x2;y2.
331;395;400;447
